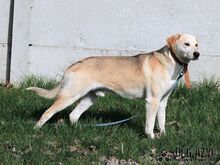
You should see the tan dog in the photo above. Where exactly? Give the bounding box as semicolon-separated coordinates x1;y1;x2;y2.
27;34;199;138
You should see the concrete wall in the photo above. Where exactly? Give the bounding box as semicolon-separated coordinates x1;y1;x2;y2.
0;0;10;81
8;0;220;82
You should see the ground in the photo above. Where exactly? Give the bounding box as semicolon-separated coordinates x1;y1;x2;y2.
0;76;219;164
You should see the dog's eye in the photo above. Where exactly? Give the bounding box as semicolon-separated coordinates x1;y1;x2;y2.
184;43;190;46
195;44;198;47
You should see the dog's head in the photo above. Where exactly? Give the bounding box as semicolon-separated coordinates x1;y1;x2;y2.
166;34;199;64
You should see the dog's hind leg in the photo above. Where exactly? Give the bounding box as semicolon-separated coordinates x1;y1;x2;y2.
69;93;97;124
34;95;80;129
33;72;101;128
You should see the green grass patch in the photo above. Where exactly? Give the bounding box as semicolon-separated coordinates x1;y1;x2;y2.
0;76;219;164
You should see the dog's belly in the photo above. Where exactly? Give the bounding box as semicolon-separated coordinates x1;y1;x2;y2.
116;88;145;99
99;86;145;99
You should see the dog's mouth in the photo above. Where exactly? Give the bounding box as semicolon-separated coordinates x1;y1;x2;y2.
178;55;190;63
192;57;199;61
184;54;199;61
192;56;199;60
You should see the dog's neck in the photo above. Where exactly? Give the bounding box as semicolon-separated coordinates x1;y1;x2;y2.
164;45;191;88
169;47;185;66
158;46;183;65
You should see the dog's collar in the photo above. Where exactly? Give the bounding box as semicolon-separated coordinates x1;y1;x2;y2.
168;47;191;89
169;48;185;66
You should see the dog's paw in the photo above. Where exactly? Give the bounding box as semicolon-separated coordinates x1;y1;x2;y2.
69;114;79;125
34;123;42;129
145;130;155;139
26;87;34;91
149;134;155;139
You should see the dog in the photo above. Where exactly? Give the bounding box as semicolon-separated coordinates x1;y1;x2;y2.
27;34;199;138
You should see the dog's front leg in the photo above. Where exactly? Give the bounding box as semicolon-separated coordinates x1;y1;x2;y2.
145;97;160;139
157;96;169;135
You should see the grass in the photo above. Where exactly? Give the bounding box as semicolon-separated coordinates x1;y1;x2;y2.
0;76;219;164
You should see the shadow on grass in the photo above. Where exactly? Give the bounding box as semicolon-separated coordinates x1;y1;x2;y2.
30;106;145;136
82;110;145;136
30;106;72;124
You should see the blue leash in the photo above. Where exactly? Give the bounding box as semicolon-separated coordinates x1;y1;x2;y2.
86;69;184;127
84;115;137;127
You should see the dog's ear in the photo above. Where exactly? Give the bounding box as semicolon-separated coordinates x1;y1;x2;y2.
166;34;181;49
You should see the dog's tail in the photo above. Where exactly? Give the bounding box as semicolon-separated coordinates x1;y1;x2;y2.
26;83;61;99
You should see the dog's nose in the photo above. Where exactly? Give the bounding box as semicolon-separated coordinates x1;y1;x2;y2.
193;52;200;59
